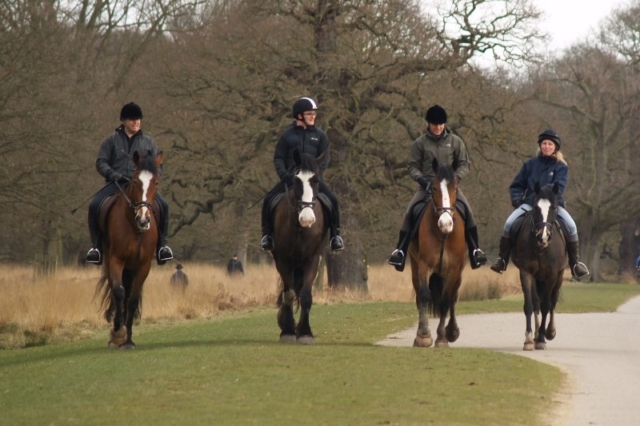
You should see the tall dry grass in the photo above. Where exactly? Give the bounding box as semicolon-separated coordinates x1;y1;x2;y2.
0;262;523;348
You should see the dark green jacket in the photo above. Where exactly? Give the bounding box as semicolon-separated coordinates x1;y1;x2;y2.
407;128;470;182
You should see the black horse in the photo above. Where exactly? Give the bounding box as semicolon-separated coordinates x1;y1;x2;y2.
271;148;328;344
511;182;567;350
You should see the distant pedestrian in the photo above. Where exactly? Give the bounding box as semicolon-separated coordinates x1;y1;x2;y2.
227;254;244;277
636;255;640;271
170;263;189;290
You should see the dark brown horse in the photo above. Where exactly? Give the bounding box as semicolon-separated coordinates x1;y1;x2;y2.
511;182;566;350
271;148;328;344
408;159;467;348
95;150;163;349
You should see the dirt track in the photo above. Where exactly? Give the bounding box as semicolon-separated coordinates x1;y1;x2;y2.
378;295;640;426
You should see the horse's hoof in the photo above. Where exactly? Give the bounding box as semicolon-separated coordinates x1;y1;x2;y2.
535;342;547;350
545;329;556;341
297;336;314;345
119;343;136;350
279;335;296;343
413;335;433;347
435;339;450;348
446;327;460;343
107;341;120;349
523;342;535;351
110;326;127;346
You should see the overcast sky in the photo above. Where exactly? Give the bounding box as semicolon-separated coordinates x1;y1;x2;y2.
533;0;627;50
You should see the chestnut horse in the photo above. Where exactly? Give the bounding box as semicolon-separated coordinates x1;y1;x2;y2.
95;150;163;349
511;182;566;350
408;159;467;348
271;148;328;344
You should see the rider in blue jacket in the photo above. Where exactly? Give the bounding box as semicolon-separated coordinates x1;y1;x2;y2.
489;129;589;279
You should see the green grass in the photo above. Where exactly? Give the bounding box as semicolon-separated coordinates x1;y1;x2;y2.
0;283;637;425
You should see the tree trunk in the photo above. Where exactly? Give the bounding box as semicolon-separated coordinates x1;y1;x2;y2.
618;215;640;277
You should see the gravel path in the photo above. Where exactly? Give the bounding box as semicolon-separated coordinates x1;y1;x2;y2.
377;295;640;426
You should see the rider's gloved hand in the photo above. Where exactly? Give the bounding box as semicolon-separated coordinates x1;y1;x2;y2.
417;177;430;191
283;174;295;187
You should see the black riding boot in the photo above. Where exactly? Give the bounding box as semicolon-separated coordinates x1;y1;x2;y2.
567;240;589;279
260;196;274;251
330;227;344;251
86;214;102;265
388;230;409;272
465;226;487;269
156;211;173;265
490;236;511;274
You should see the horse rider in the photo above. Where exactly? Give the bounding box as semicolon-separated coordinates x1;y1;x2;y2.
489;129;589;279
388;104;487;271
85;102;174;265
260;96;344;252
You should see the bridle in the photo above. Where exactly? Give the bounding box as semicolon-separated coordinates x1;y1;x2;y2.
114;179;154;229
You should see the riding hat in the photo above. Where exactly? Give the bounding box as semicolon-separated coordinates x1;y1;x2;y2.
425;105;447;124
120;102;144;121
292;97;318;119
537;129;561;150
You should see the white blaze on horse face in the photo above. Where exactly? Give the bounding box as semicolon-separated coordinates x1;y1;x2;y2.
297;170;316;228
136;170;153;230
438;179;454;234
537;198;551;245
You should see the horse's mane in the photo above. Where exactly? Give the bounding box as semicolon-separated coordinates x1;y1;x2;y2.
139;153;158;174
297;152;319;173
436;163;456;183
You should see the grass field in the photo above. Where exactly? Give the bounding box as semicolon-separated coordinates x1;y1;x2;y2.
1;263;639;424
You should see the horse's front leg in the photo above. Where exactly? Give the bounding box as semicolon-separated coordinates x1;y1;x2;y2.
520;271;535;351
444;277;462;344
120;266;150;350
412;260;433;347
296;258;320;345
545;272;563;341
277;270;297;343
108;261;127;348
535;278;554;350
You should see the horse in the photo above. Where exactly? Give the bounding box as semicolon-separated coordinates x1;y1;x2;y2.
95;150;163;349
271;148;328;344
511;182;566;350
407;159;467;348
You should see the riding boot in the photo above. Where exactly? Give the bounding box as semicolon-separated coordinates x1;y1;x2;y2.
260;224;274;251
330;227;344;251
86;215;102;265
388;230;409;272
490;236;511;274
260;196;274;251
567;240;589;279
157;234;174;265
465;226;487;270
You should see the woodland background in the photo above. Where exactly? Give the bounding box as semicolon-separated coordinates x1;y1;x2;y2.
1;0;639;286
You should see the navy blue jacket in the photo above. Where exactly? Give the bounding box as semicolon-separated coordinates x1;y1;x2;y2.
273;122;329;181
510;154;568;208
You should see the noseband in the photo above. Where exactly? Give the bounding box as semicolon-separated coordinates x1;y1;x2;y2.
115;181;153;219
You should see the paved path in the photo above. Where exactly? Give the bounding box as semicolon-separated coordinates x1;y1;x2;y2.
378;295;640;426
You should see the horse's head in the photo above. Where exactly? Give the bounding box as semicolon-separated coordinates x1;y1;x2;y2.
128;150;163;231
291;148;324;228
532;182;559;249
431;159;459;234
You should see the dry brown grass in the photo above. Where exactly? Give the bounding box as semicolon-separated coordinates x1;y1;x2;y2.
0;262;524;348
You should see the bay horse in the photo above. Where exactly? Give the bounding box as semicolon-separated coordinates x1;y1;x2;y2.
95;150;163;349
408;159;467;348
271;148;328;344
511;182;566;350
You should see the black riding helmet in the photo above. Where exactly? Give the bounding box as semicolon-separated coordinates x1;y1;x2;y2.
425;105;447;124
120;102;143;121
537;129;561;150
292;97;318;119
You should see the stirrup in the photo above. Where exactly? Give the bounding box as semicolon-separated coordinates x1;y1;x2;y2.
330;235;344;251
86;248;101;265
490;258;506;274
261;235;274;251
473;248;487;265
572;262;589;279
157;246;173;265
388;249;404;267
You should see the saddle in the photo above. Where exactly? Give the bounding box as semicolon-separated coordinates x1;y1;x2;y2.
98;194;162;235
509;210;569;240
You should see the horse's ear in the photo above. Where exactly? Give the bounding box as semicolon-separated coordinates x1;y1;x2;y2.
432;158;439;173
155;151;164;167
293;147;302;166
133;150;141;166
534;182;541;194
316;150;326;166
552;182;559;194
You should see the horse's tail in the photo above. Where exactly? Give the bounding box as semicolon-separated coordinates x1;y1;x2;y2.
427;273;444;316
93;264;115;323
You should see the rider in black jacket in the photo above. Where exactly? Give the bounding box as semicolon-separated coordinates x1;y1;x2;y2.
260;97;344;252
85;102;173;265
